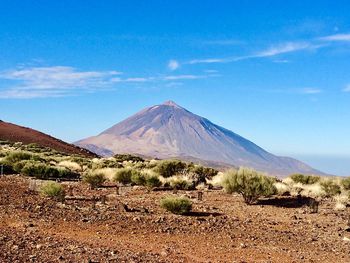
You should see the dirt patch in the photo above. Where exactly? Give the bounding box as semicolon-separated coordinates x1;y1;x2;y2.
1;175;350;262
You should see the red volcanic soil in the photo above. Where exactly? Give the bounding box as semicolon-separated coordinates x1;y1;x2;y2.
1;175;350;262
0;120;97;158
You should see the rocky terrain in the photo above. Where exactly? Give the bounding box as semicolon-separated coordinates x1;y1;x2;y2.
1;175;350;263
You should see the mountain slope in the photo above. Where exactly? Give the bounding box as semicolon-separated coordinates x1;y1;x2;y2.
0;120;97;158
75;101;323;175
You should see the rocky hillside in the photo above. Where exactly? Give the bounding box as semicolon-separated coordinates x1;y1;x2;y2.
0;120;97;158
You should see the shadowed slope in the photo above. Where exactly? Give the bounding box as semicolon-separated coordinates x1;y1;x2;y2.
0;120;97;157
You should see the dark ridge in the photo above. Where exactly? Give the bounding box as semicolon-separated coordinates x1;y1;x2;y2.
0;120;98;158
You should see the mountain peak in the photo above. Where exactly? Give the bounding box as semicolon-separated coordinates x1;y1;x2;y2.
162;100;181;107
76;101;323;176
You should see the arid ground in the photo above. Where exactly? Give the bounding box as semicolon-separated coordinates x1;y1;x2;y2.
1;175;350;263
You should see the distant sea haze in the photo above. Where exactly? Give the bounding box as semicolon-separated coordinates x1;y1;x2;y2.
290;154;350;176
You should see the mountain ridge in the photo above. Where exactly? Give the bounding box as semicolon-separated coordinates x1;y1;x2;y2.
0;120;97;158
75;101;324;176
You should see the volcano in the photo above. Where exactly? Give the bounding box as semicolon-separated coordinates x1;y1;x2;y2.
75;101;323;176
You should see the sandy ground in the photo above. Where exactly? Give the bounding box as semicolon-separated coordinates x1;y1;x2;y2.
1;175;350;263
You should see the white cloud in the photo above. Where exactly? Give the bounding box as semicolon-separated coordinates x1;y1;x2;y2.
254;42;313;57
0;66;121;98
168;60;180;70
0;63;215;99
273;59;290;63
267;87;322;95
124;77;152;82
299;88;322;94
319;33;350;42
163;74;204;80
188;58;226;64
111;77;154;83
342;84;350;92
0;89;66;99
186;41;321;65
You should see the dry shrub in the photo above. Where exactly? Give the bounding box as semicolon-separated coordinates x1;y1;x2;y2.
83;172;106;189
40;181;65;201
333;194;349;211
300;183;325;198
160;196;192;215
206;172;225;187
92;168;118;181
320;179;341;197
274;182;290;195
145;175;162;189
58;160;81;172
341;177;350;190
113;168;134;184
154;160;187;178
222;168;277;204
289;174;320;185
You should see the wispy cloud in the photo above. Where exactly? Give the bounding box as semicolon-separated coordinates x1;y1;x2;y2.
186;41;321;65
299;88;322;94
113;74;205;82
112;77;154;83
273;59;290;63
254;42;313;57
168;60;180;71
188;58;227;64
0;66;121;98
319;33;350;42
163;74;204;80
268;87;323;95
0;65;211;98
342;84;350;92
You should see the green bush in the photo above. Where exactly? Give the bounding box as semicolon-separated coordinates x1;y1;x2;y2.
21;162;51;179
4;151;33;164
12;160;28;173
91;159;123;170
56;168;79;179
160;196;192;215
154;160;187;178
170;179;194;190
114;154;144;163
40;181;65;200
131;172;146;185
114;168;139;184
20;162;77;179
191;165;218;182
290;174;320;185
320;179;341;197
222;168;277;204
145;175;162;189
82;173;106;189
341;177;350;190
70;156;91;167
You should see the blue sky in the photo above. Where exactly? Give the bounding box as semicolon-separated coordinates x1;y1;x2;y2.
1;1;350;175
